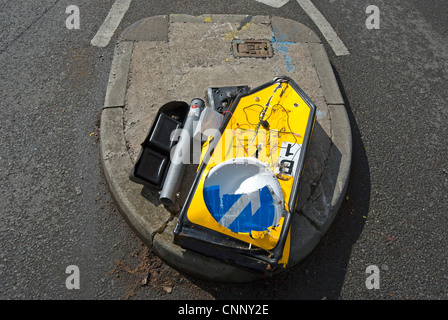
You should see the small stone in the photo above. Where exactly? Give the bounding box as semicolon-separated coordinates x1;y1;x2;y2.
141;274;149;286
163;286;172;294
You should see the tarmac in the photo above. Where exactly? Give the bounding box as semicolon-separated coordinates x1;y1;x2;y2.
100;14;352;282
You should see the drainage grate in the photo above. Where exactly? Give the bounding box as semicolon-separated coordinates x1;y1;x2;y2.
232;40;274;58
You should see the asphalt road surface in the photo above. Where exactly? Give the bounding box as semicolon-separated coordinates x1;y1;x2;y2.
1;0;446;300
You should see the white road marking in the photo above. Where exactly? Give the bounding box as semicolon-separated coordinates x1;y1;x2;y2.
255;0;349;56
295;0;350;56
91;0;132;47
254;0;290;8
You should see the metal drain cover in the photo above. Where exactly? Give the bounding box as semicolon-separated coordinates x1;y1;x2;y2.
232;40;274;58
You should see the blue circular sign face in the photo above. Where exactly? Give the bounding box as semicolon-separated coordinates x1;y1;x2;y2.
203;184;277;234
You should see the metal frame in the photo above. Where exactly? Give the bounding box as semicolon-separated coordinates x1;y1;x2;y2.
173;76;316;274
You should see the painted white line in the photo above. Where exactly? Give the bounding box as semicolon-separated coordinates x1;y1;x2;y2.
91;0;132;47
295;0;349;56
254;0;290;8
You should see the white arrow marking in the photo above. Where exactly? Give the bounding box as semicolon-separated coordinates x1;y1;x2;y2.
218;190;262;229
91;0;132;47
296;0;349;55
254;0;349;56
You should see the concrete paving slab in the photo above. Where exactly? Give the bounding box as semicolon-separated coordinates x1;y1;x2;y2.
120;15;169;42
100;14;352;282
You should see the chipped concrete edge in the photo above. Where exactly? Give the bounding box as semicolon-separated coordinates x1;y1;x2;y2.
100;37;173;250
305;40;352;234
99;14;352;282
293;38;352;260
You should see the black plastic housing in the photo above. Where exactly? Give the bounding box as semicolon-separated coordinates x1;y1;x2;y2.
129;101;189;190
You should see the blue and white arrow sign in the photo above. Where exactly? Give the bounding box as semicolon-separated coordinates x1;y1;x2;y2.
203;185;279;233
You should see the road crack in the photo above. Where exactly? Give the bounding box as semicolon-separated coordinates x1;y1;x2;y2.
0;0;63;56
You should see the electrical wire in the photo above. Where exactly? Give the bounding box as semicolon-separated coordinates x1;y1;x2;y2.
221;81;301;176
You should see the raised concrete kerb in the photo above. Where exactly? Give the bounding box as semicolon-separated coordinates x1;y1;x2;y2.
99;14;352;282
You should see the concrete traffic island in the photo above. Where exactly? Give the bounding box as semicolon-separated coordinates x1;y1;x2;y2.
100;14;352;282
